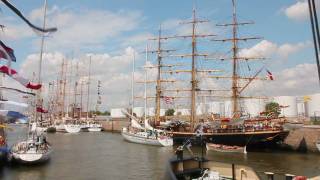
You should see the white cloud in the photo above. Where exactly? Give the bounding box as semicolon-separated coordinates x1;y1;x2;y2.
240;40;278;57
17;47;142;110
249;63;319;96
43;8;143;51
284;0;320;21
277;41;311;58
240;40;310;59
284;1;309;21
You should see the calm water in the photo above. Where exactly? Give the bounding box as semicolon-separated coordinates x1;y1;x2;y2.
1;124;320;180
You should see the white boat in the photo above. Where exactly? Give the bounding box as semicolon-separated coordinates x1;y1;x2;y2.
10;135;52;164
88;123;102;132
121;112;173;147
122;127;173;147
55;124;66;132
316;140;320;152
64;124;81;133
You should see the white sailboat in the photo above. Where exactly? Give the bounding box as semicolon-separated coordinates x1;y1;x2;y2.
121;51;172;147
10;0;54;164
121;112;173;146
10;123;52;163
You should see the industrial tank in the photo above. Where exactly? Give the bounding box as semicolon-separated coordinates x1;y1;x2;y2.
243;99;266;117
307;93;320;117
273;96;298;117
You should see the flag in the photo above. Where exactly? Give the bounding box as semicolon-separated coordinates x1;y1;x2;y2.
0;41;16;62
36;107;48;113
162;96;174;104
266;69;274;80
0;65;42;90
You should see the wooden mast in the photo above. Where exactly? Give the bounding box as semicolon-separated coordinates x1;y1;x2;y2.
36;0;47;126
212;0;264;119
155;26;162;123
231;0;240;118
190;8;198;131
86;56;92;121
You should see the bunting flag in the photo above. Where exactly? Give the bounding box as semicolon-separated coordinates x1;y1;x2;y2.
0;0;57;35
0;65;42;90
36;107;48;113
162;96;174;104
266;69;274;80
0;41;16;61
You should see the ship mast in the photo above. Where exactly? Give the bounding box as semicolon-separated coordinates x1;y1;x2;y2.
155;26;162;122
231;0;240;118
212;0;265;119
35;0;47;126
190;9;198;130
86;56;92;121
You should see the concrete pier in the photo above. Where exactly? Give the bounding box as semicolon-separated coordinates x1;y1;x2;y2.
284;125;320;152
101;118;129;132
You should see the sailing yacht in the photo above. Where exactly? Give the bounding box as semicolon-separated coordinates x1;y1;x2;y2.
9;0;57;164
10;123;52;164
121;111;173;146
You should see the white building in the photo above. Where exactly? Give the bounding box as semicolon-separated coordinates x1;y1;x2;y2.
110;108;126;118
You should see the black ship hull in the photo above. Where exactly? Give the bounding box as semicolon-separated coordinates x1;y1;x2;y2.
171;130;290;148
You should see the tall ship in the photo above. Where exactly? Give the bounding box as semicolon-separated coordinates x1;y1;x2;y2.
144;0;289;147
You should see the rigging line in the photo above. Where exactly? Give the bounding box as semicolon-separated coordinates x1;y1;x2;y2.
308;0;320;85
0;0;57;34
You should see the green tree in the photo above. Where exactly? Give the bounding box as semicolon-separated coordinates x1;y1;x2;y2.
165;109;175;116
265;102;281;117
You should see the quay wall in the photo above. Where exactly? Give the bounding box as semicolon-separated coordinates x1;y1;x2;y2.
101;118;129;132
284;126;320;152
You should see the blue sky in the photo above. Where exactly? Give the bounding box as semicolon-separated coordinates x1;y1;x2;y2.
0;0;319;109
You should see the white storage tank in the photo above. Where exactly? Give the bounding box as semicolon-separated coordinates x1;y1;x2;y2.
174;109;190;116
273;96;298;117
307;93;320;117
111;108;126;118
208;102;222;115
243;99;266;117
196;104;203;115
147;107;155;116
160;109;166;116
133;107;144;118
224;100;232;118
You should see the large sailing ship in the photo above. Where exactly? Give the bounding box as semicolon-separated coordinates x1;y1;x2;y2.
145;0;289;147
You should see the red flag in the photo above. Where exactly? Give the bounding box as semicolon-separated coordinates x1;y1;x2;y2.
0;65;42;90
36;107;48;113
266;70;274;80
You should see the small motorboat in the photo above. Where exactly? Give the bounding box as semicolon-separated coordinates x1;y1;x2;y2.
206;143;247;154
316;140;320;152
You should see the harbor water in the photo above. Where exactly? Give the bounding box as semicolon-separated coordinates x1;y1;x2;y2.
1;124;320;180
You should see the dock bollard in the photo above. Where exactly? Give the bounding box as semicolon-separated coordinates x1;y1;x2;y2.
285;174;295;180
264;172;274;180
